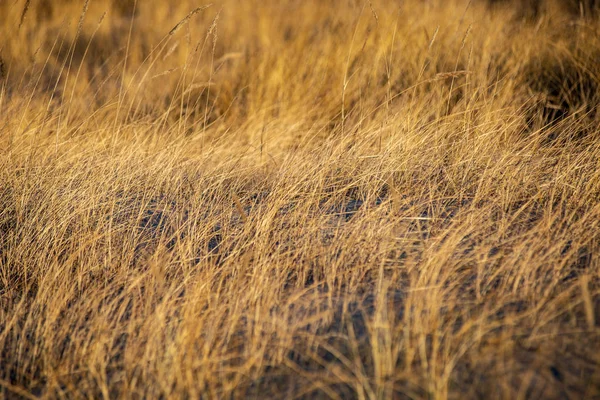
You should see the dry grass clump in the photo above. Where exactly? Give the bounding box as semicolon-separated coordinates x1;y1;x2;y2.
522;36;600;141
1;0;600;398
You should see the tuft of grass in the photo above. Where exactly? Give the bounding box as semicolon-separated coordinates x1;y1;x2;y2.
522;33;600;142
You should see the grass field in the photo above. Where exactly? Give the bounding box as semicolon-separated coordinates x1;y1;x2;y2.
1;0;600;398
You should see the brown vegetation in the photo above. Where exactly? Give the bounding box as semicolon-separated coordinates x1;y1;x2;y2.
1;0;599;398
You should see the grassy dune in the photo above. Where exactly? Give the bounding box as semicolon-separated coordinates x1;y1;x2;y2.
1;0;600;398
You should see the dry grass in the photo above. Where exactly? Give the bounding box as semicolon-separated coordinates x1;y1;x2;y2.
1;0;600;398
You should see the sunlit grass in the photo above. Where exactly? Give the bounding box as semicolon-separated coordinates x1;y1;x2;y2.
0;0;599;398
